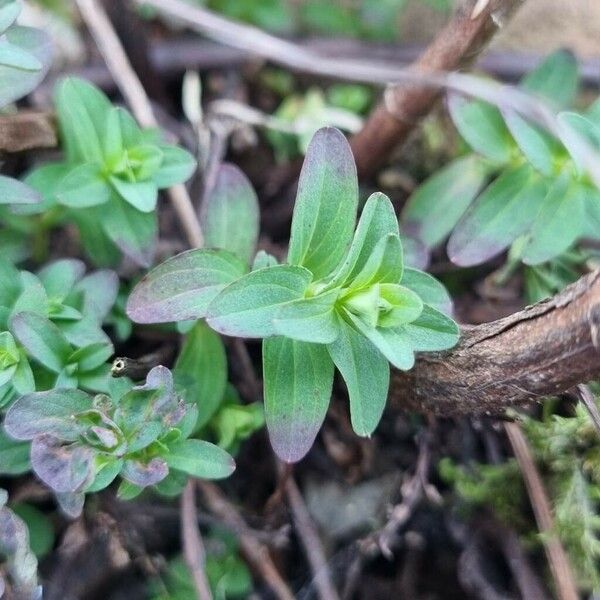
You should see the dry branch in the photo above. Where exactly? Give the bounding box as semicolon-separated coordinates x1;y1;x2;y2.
391;270;600;416
350;0;524;176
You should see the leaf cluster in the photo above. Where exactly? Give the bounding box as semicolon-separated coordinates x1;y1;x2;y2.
127;127;459;462
21;78;196;266
403;50;600;268
4;366;235;517
0;258;118;408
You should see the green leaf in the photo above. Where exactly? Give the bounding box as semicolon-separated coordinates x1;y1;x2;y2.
376;284;423;328
521;49;579;109
174;321;227;429
0;1;20;34
38;259;85;301
102;107;124;163
448;95;514;163
448;165;548;266
0;430;30;475
556;111;600;175
127;248;247;323
206;265;312;338
101;196;156;267
109;177;157;213
85;459;123;493
327;320;389;436
12;271;48;316
55;77;112;164
11;504;54;558
252;250;278;270
68;342;113;372
0;175;40;205
153;144;196;188
263;337;334;462
71;207;122;267
401;268;452;314
5;388;92;442
350;233;403;289
11;312;72;373
56;163;111;208
327;191;399;288
403;305;460;351
0;25;52;109
344;311;414;370
0;39;42;70
165;439;235;479
402;155;489;247
201;163;260;265
503;111;559;176
522;175;585;265
272;289;340;344
287;127;358;279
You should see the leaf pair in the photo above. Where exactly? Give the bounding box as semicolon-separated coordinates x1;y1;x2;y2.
403;50;600;267
127;127;459;463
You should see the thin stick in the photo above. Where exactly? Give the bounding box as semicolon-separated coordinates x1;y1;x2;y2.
285;474;340;600
504;422;578;600
75;0;204;248
198;481;295;600
181;481;213;600
133;0;600;191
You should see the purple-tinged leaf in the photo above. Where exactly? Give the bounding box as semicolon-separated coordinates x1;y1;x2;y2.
126;248;247;324
201;163;260;265
121;457;168;487
448;165;547;267
263;337;334;463
30;435;95;493
5;388;92;442
55;492;85;518
288;127;358;279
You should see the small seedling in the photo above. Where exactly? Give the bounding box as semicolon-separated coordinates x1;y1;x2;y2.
24;77;196;266
127;127;459;462
4;366;235;516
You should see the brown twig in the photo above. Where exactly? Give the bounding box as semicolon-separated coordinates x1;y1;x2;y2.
351;0;524;176
390;270;600;416
504;422;578;600
285;474;340;600
197;481;295;600
181;480;213;600
75;0;204;248
0;111;56;152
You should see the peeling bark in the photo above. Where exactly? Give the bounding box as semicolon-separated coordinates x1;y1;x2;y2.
391;270;600;416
